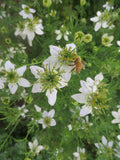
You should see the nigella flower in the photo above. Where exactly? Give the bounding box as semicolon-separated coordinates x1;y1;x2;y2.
103;1;114;11
15;18;44;46
111;107;120;128
95;136;113;154
43;43;77;82
90;11;109;31
18;104;28;118
28;138;44;155
73;146;86;160
102;33;114;47
0;60;31;94
55;25;70;41
39;109;56;129
71;73;104;117
30;64;67;106
19;4;36;19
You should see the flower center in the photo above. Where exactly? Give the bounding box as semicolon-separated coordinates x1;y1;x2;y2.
59;47;76;65
43;117;51;126
6;70;19;83
24;6;30;13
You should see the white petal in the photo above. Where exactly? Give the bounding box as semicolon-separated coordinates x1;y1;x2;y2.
102;136;107;145
18;78;31;87
55;30;60;34
79;80;92;94
30;8;36;13
28;142;33;149
8;83;18;94
22;4;26;9
36;145;44;153
58;78;67;88
64;35;68;41
90;16;99;22
5;60;15;72
38;118;43;124
108;141;113;148
50;119;56;126
33;139;38;146
35;26;44;35
80;105;92;117
26;31;35;46
66;43;76;51
32;83;42;93
16;65;26;76
111;119;120;124
117;41;120;46
111;111;118;118
73;152;79;157
86;77;94;86
95;22;101;31
102;21;108;28
48;109;55;118
95;143;99;149
95;72;104;84
30;66;44;78
49;45;62;56
56;34;62;40
43;56;59;70
97;11;101;17
46;89;57;106
71;93;87;103
34;105;41;112
0;78;6;89
42;111;48;118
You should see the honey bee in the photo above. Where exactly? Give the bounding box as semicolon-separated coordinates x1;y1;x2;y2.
70;56;84;74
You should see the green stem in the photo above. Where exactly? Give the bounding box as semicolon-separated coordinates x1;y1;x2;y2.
0;119;20;151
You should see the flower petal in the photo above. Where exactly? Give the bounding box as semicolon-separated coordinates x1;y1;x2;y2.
30;66;44;78
102;136;107;145
46;89;57;106
80;105;92;117
8;83;18;94
50;119;56;126
71;93;87;103
18;78;31;87
95;22;101;31
5;60;15;72
32;83;42;93
16;65;26;76
48;109;55;118
49;45;62;56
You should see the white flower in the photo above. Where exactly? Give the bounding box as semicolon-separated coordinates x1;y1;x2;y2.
90;11;109;31
28;138;44;155
111;108;120;128
68;124;72;131
15;19;44;46
30;65;67;106
55;25;70;41
73;146;86;160
18;104;28;118
0;60;31;94
103;1;114;11
95;136;113;154
117;41;120;46
43;43;76;82
81;116;93;129
24;19;44;46
102;33;114;47
39;109;56;129
71;73;104;117
19;4;35;19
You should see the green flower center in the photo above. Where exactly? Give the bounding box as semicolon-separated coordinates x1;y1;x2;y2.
43;117;51;126
103;37;110;44
38;66;62;91
24;6;30;13
58;47;76;65
6;70;20;83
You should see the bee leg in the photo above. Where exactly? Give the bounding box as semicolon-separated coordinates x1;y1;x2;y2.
71;67;76;72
